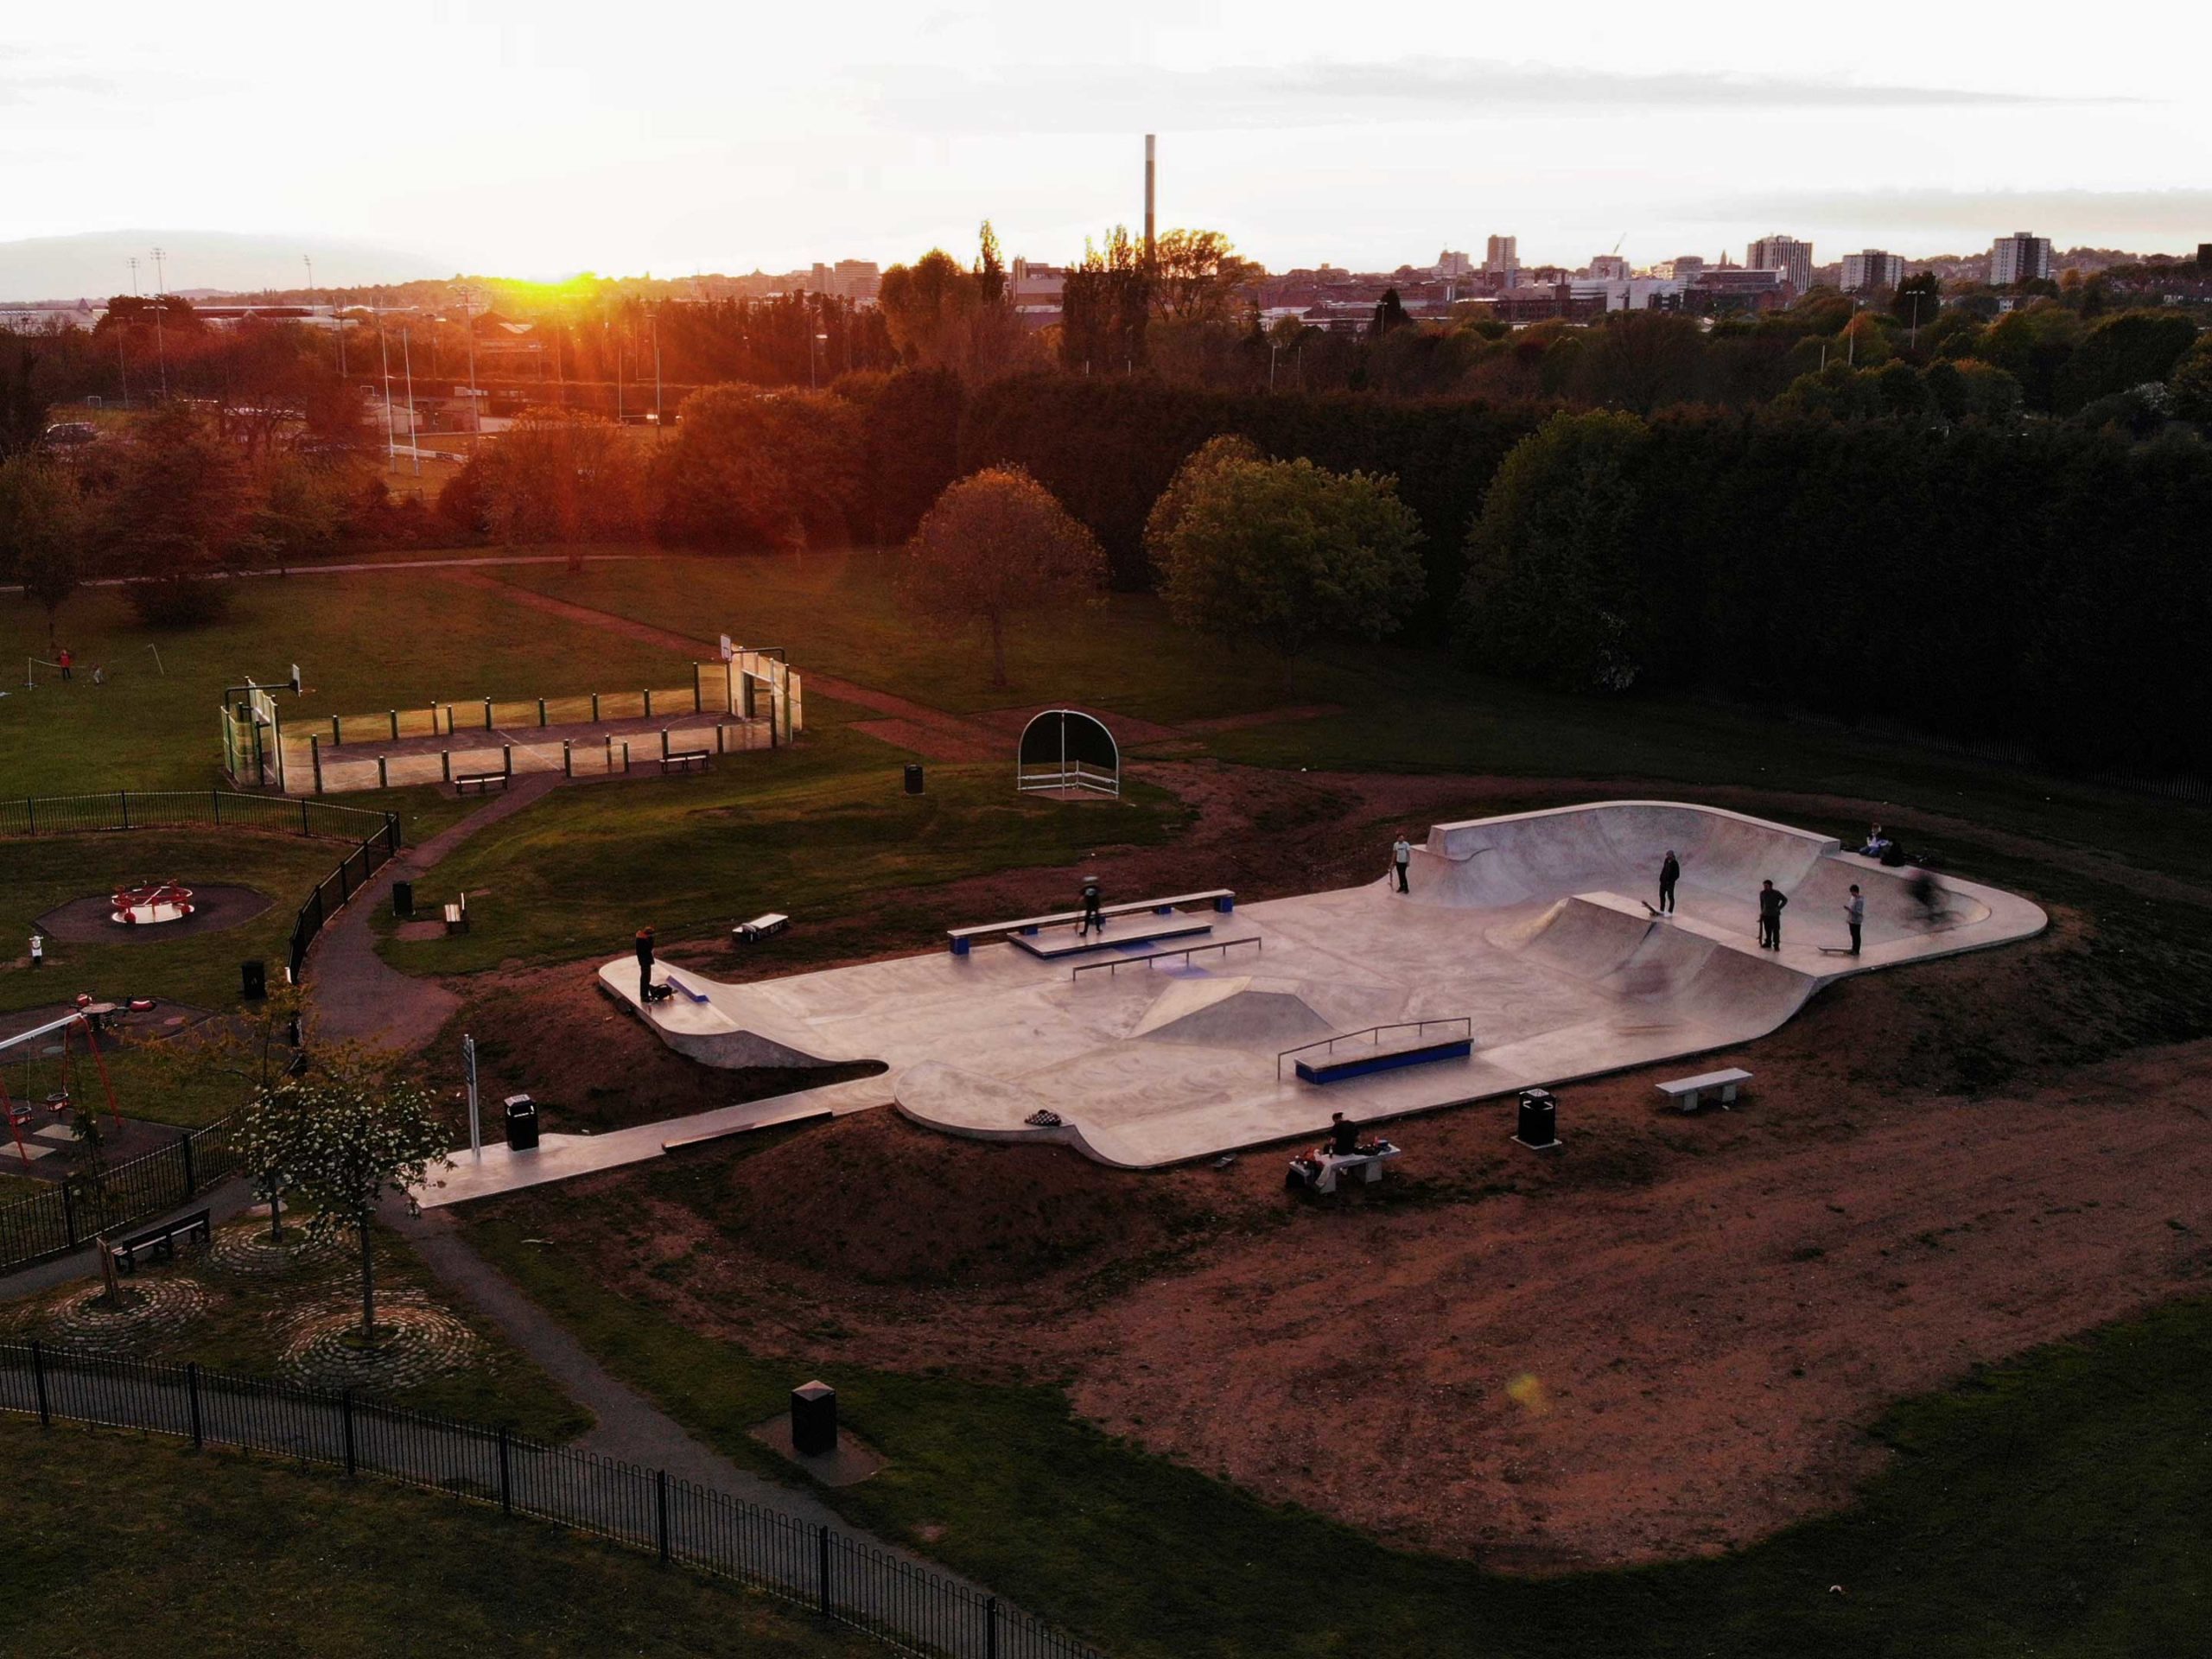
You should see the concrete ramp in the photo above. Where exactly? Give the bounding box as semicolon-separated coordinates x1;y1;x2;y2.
1129;976;1335;1047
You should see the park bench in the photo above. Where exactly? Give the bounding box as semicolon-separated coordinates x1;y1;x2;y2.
946;888;1235;956
733;912;790;944
660;749;711;774
454;771;509;795
111;1207;212;1274
1656;1067;1751;1113
1287;1141;1400;1194
442;893;470;934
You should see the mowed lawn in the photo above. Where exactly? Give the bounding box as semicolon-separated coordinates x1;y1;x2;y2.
378;725;1191;975
0;1422;874;1659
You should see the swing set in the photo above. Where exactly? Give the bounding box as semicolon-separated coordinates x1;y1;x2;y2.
0;1012;122;1168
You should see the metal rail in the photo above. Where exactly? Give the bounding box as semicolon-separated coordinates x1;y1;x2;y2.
1069;936;1262;980
1276;1017;1474;1082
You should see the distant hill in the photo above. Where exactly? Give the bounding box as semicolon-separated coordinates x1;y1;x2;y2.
0;230;448;305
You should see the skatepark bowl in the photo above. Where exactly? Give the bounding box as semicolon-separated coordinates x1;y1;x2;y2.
588;802;2047;1172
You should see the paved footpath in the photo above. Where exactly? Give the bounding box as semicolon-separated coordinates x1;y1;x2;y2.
304;772;563;1051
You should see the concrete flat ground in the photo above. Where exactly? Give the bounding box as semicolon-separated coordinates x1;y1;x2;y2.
593;802;2047;1170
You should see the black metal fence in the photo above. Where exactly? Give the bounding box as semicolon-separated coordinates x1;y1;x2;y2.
0;1340;1102;1659
0;1116;243;1275
287;816;404;982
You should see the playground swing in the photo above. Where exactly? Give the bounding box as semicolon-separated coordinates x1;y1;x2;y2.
0;1014;123;1168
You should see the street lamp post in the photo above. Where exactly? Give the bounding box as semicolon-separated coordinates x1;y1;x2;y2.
810;331;827;391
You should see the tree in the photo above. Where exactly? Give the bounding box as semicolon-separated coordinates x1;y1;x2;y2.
901;467;1105;686
1142;434;1263;579
1891;272;1943;343
232;1058;450;1339
2170;337;2212;423
1151;230;1255;323
1059;226;1152;374
463;407;644;564
102;404;256;625
1460;410;1652;693
1154;454;1425;659
2;344;50;460
181;984;311;1243
0;455;86;641
2054;310;2199;415
654;385;862;551
1369;289;1412;337
878;250;977;367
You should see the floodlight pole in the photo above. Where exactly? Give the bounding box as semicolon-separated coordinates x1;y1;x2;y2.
378;306;396;466
402;327;420;477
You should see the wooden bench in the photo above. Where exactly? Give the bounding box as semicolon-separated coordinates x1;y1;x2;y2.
660;750;711;774
442;894;470;934
1656;1067;1751;1113
111;1207;212;1274
946;888;1235;956
454;771;509;795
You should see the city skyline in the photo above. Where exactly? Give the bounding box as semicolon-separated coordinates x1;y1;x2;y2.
3;0;2206;296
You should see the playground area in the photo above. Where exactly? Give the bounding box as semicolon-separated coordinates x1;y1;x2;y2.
584;801;2045;1171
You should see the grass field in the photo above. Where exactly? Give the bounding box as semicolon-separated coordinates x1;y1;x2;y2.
378;727;1191;974
0;1421;872;1659
461;1195;2212;1659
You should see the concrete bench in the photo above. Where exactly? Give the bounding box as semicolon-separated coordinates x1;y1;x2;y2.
112;1207;212;1274
454;771;509;795
946;888;1235;955
442;896;470;934
660;750;711;774
1287;1142;1400;1194
1657;1067;1751;1113
733;912;789;943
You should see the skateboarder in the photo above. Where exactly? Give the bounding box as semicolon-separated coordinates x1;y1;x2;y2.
1078;879;1106;938
1658;850;1680;914
1844;884;1865;955
1758;880;1788;950
1392;834;1412;894
634;925;656;1000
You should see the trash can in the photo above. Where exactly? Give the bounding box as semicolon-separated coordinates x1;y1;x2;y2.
241;959;267;1001
1516;1087;1558;1148
903;763;925;796
791;1379;838;1455
503;1094;540;1152
391;880;415;919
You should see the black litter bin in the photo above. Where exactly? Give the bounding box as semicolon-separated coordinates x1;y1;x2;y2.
1516;1087;1558;1147
392;880;415;919
504;1094;540;1152
791;1380;838;1454
903;763;925;796
240;959;267;1001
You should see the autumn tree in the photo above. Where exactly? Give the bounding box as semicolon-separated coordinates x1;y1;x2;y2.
232;1057;450;1339
901;467;1104;686
465;406;645;563
654;385;862;551
1153;454;1424;660
1150;229;1255;323
103;403;256;625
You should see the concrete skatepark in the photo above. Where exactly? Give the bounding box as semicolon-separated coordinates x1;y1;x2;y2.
546;801;2048;1177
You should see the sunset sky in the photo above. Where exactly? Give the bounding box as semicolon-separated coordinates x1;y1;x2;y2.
3;0;2206;292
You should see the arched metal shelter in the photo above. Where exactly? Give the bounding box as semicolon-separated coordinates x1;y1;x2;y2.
1016;709;1121;798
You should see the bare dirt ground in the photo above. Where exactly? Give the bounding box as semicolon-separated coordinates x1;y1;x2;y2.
454;758;2212;1573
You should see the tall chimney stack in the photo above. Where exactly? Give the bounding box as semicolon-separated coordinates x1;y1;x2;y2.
1144;134;1156;268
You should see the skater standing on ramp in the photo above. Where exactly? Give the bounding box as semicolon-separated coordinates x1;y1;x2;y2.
1757;880;1788;950
634;925;657;999
1845;885;1866;956
1078;879;1106;938
1658;849;1681;915
1392;833;1413;894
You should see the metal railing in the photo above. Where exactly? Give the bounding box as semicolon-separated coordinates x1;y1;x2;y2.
1276;1018;1475;1082
1069;937;1262;980
287;812;404;982
0;1340;1103;1659
0;789;392;842
0;1117;242;1274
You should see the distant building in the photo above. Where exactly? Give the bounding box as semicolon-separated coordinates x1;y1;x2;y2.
1434;249;1473;278
1493;283;1607;324
1990;232;2053;287
1653;255;1706;283
1586;253;1630;282
1009;257;1065;328
1685;268;1788;315
1745;234;1814;297
1840;250;1905;294
1484;235;1521;285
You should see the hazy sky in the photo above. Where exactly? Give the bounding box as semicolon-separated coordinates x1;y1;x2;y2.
4;0;2207;291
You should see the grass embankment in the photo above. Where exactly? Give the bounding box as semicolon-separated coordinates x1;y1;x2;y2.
461;1192;2212;1659
378;726;1191;974
3;1220;591;1441
0;1420;873;1659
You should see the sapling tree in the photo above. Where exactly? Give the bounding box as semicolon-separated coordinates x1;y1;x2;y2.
901;467;1105;687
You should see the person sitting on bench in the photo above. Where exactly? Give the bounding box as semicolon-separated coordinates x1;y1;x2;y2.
1329;1111;1360;1157
1078;879;1105;938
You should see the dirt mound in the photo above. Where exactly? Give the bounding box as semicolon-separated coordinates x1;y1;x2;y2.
697;1112;1211;1287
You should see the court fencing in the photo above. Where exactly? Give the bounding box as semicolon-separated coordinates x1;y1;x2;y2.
0;1116;242;1274
0;1340;1103;1659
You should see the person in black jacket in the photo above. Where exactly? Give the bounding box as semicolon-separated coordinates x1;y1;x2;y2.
1329;1112;1360;1156
1658;850;1681;914
1757;880;1788;950
1078;879;1105;938
635;925;656;999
